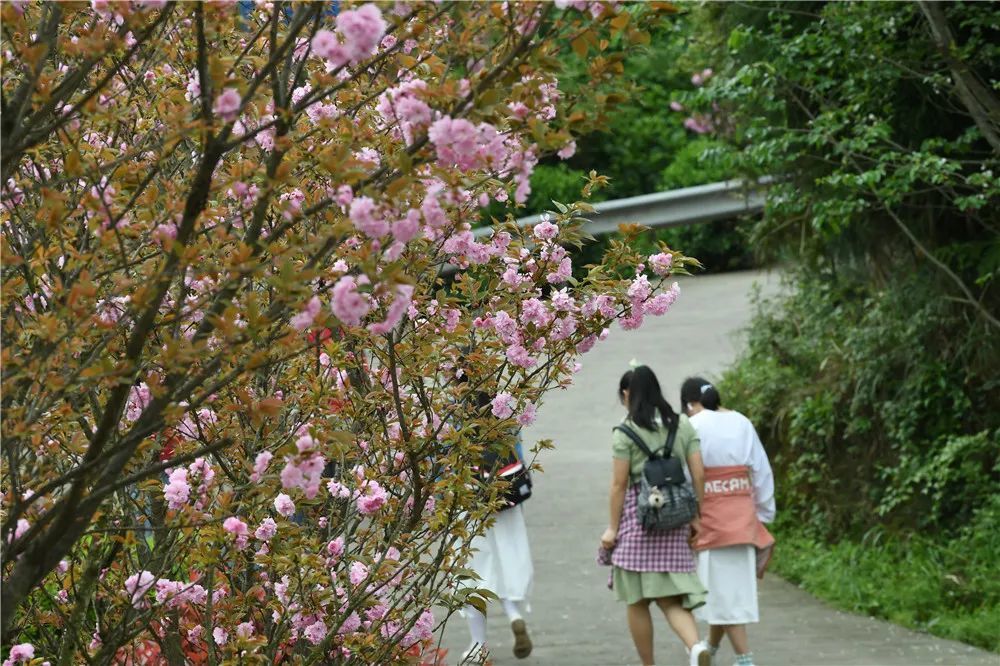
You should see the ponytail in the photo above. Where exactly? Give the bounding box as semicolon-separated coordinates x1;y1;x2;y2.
623;365;679;431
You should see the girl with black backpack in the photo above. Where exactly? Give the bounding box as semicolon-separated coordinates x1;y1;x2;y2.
459;392;535;662
599;365;711;666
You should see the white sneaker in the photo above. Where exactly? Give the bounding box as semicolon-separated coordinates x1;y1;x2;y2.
690;642;712;666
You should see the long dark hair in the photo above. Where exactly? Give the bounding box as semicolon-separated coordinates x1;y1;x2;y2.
680;376;721;411
619;365;679;431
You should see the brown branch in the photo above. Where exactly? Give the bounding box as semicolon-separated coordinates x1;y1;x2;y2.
918;1;1000;154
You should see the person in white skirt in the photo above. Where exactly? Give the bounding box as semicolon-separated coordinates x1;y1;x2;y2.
461;393;534;662
681;377;775;666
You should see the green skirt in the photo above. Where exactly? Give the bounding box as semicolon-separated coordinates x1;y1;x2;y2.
613;567;707;608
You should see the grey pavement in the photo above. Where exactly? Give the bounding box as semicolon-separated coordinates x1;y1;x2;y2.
438;270;997;666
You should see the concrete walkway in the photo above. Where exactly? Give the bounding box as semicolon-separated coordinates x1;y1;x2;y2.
439;270;996;666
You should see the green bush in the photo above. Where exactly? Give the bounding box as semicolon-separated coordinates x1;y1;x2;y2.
722;270;999;650
771;494;1000;651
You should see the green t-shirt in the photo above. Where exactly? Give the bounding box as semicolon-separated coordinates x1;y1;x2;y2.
611;414;700;484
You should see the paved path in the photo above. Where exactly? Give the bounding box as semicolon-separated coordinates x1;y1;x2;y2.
439;270;997;666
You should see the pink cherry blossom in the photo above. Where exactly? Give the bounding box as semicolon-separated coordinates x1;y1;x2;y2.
368;284;413;335
349;196;390;238
506;343;536;368
290;295;322;332
349;561;369;586
520;298;552;327
357;480;388;515
152;222;177;246
273;493;295;517
644;282;681;316
223;517;249;550
163;468;190;510
123;571;156;608
304;619;327;645
649;252;673;276
4;644;34;665
250;450;272;483
546;257;572;284
312;29;338;58
327;536;345;559
491;392;515;419
516;403;537;427
213;627;228;646
627;275;652;302
336;3;386;62
576;334;597;354
255;517;277;541
330;275;371;327
393;209;421;243
213;88;241;122
533;218;558;240
557;140;577;160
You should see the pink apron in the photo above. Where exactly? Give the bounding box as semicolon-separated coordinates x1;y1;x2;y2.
694;465;775;578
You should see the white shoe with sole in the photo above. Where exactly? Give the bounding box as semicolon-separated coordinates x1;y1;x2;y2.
690;642;712;666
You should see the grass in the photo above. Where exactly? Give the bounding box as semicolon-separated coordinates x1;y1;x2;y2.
770;516;1000;653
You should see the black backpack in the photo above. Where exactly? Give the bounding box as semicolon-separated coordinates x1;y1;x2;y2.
614;420;697;531
480;449;532;510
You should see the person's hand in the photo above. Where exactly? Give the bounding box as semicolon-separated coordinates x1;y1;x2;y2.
688;517;701;547
600;526;618;550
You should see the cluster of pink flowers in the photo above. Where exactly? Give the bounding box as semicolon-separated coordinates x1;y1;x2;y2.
187;457;216;510
3;644;34;666
331;275;372;327
377;80;432;144
255;517;278;542
691;67;714;87
223;516;250;550
490;392;516;419
273;493;296;517
312;3;386;68
280;431;325;499
213;88;241;122
356;479;388;515
251;450;273;483
349;196;390;239
290;295;322;332
123;570;157;608
428;117;509;172
620;265;682;330
155;579;208;609
649;252;674;276
163;468;190;510
124;382;151;422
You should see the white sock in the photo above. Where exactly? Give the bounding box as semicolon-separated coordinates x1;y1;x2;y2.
464;606;487;647
501;598;523;622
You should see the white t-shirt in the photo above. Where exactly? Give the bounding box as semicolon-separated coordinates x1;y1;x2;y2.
689;409;776;523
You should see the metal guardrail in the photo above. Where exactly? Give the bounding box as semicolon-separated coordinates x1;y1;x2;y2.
473;178;770;239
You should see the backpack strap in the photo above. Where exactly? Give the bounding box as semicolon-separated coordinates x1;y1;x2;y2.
613;424;659;460
662;417;679;459
614;420;681;461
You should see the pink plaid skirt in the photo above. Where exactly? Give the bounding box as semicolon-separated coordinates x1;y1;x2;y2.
603;484;696;573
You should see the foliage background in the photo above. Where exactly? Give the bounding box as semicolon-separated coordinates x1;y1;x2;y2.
685;0;1000;651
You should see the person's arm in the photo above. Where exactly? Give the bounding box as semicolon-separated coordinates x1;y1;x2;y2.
601;458;630;549
748;423;776;522
687;450;706;509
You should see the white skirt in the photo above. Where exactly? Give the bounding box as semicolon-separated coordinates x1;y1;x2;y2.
466;505;533;601
695;544;759;624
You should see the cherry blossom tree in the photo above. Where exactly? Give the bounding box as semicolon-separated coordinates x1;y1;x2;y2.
1;1;691;662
